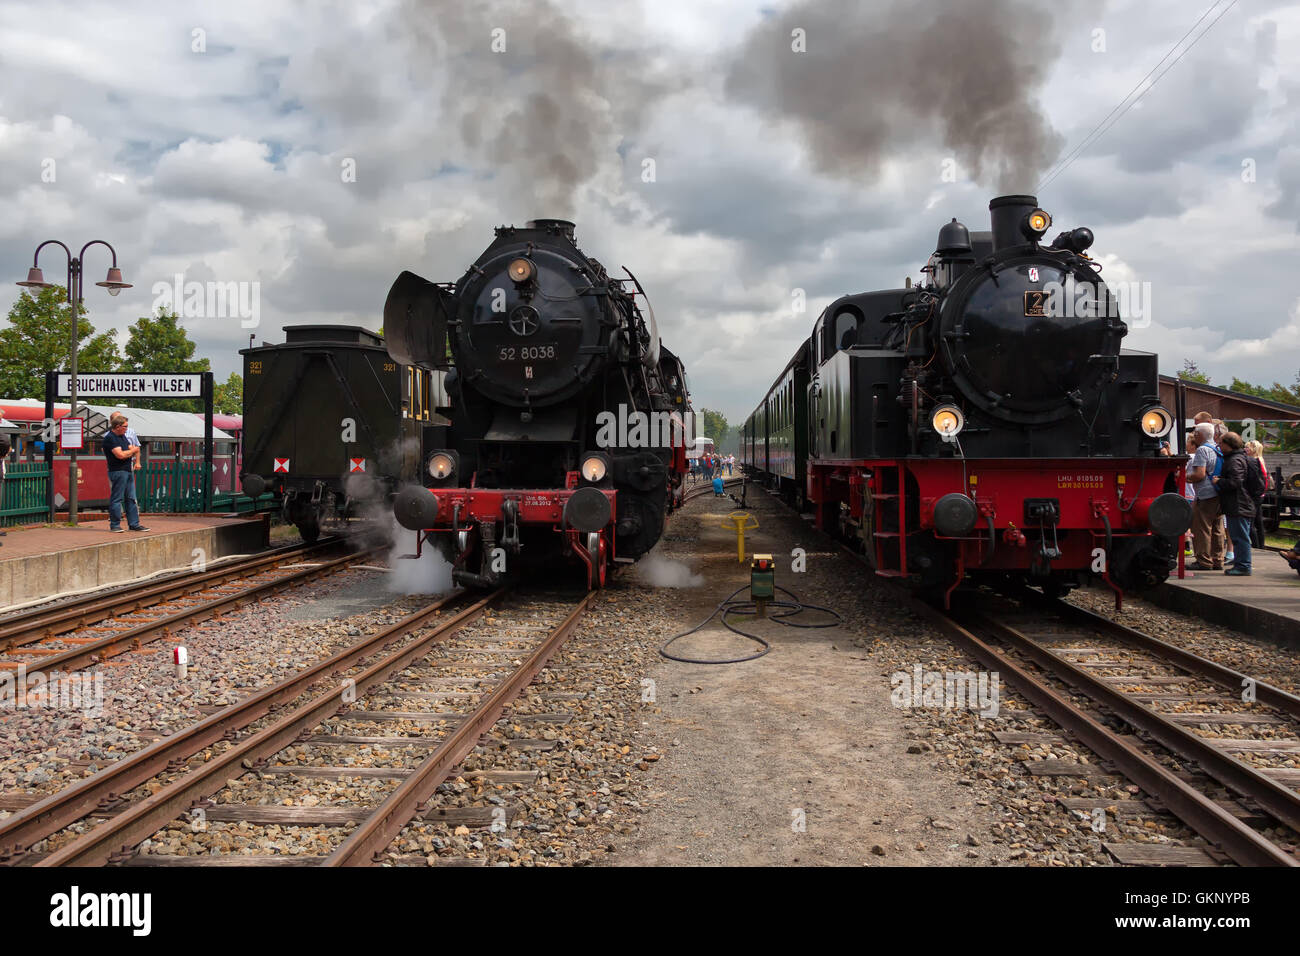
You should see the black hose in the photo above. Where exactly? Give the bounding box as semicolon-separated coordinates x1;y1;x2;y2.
658;584;842;665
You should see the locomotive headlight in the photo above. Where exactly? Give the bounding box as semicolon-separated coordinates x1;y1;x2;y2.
931;404;965;438
580;454;609;483
1139;406;1173;438
507;258;536;284
1023;208;1052;238
428;451;456;480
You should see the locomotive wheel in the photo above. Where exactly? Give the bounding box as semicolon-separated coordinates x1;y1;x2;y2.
586;532;607;590
297;519;320;544
1040;580;1070;600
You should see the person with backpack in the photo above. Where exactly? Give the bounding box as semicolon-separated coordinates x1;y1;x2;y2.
1246;440;1269;548
1213;432;1255;575
1186;422;1225;570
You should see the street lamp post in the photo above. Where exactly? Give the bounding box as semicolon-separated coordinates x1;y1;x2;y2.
17;240;131;526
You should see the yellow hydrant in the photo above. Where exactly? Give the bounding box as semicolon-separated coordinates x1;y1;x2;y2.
722;511;759;563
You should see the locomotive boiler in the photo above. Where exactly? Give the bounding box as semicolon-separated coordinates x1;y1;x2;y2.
386;218;689;588
743;194;1191;605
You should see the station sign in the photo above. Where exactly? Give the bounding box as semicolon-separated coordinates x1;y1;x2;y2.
56;373;203;399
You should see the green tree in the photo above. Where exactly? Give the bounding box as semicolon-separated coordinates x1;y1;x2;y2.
0;286;121;400
1228;376;1300;406
1177;359;1211;384
698;407;729;447
212;372;243;415
119;310;211;411
1227;376;1300;452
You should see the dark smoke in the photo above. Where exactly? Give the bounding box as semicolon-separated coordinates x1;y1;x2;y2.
395;0;673;214
726;0;1066;192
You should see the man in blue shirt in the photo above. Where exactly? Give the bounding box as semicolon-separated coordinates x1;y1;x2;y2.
1186;422;1224;570
103;413;148;532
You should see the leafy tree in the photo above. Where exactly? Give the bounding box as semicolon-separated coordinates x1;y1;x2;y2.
698;407;729;447
1226;376;1300;453
119;310;211;411
1228;376;1300;406
212;372;243;415
0;286;121;400
1177;359;1211;384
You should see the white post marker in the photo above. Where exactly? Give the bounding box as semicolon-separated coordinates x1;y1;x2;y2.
173;645;188;679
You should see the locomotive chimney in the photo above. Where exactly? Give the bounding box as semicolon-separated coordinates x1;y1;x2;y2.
988;194;1039;252
526;218;576;242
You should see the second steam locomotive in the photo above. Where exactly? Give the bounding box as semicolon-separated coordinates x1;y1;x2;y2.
386;219;690;588
742;194;1191;606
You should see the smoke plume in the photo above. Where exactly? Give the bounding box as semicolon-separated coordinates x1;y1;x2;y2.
725;0;1066;192
395;0;674;214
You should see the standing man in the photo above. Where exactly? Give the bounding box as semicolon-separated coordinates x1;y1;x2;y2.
103;413;148;533
1186;421;1224;570
1214;432;1254;576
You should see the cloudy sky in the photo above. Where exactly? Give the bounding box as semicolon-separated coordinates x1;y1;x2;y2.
0;0;1296;422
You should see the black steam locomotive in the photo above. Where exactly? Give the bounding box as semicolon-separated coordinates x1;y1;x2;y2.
386;218;690;588
743;194;1191;605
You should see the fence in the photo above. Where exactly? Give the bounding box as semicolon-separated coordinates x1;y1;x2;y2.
135;462;277;514
1;462;52;527
136;460;208;513
0;460;276;525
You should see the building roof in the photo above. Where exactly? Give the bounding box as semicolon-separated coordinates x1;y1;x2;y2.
87;405;234;442
0;399;232;441
1159;375;1300;422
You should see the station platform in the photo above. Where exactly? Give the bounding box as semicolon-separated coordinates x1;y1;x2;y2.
1144;552;1300;649
0;514;270;609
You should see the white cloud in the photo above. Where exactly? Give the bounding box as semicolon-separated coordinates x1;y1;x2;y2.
0;0;1296;426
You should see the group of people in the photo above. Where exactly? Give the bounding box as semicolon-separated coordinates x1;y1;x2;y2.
1179;412;1268;576
690;453;733;481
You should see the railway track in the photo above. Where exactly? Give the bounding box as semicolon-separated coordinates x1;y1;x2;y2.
913;589;1300;867
746;479;1300;866
681;475;743;505
0;538;378;677
4;586;592;866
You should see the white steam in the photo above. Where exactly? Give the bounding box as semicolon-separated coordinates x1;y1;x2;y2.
385;517;455;595
633;548;704;588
